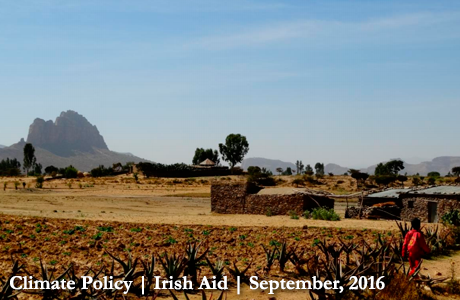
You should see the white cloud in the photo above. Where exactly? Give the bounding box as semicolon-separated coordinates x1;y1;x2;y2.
186;11;460;50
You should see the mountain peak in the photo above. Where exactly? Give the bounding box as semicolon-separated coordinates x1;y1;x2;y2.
27;111;108;157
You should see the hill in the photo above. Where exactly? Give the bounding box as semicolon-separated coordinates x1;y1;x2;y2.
243;157;460;176
241;157;296;174
0;111;148;171
324;163;349;175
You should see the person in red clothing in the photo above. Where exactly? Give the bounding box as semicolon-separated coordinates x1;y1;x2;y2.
402;218;431;277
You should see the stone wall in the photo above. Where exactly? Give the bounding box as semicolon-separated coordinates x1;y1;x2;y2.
401;196;460;222
211;183;250;214
246;194;306;215
211;183;334;216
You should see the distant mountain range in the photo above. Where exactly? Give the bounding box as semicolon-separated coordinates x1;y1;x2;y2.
0;111;148;171
241;158;296;174
0;144;5;149
242;157;460;176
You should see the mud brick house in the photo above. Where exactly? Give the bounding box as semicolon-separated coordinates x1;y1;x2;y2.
211;182;334;216
400;186;460;223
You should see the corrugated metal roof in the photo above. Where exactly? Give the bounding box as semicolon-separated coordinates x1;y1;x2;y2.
367;189;410;198
408;186;460;195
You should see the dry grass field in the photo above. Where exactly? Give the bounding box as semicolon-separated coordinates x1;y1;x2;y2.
1;174;459;299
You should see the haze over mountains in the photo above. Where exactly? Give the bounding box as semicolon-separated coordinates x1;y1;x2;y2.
0;111;147;171
242;157;460;176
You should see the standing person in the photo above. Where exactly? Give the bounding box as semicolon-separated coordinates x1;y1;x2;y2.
402;218;431;277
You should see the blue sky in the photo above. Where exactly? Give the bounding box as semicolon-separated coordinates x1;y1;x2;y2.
1;0;459;168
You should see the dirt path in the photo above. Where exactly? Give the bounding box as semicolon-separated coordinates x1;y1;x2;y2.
423;251;460;280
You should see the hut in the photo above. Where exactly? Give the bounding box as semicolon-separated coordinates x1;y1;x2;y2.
199;159;216;167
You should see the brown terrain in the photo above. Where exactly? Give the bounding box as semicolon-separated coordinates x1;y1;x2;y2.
1;174;459;299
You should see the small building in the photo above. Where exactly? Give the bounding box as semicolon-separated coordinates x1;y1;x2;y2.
211;183;334;216
199;159;216;167
400;186;460;223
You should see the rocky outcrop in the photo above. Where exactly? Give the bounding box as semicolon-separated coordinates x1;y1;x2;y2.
0;111;149;171
27;110;108;157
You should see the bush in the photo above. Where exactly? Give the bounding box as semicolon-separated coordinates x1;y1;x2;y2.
289;210;299;219
441;209;460;226
292;178;305;187
412;176;422;186
64;166;78;179
427;171;441;178
311;207;340;221
427;177;436;185
303;210;311;219
265;207;273;217
247;166;276;186
90;165;114;177
35;176;44;189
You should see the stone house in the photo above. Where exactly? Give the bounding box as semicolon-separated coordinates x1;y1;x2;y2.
211;182;334;216
400;186;460;223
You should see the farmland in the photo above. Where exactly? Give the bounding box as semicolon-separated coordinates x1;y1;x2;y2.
1;174;459;299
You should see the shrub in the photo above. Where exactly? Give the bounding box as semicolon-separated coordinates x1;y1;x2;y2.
247;166;276;186
427;171;441;178
265;208;273;217
303;210;311;219
35;176;44;189
90;165;114;177
412;176;422;186
427;177;436;185
311;207;340;221
441;209;460;226
289;210;299;219
291;178;305;187
64;166;78;179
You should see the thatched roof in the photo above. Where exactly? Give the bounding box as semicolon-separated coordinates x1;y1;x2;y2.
200;159;215;166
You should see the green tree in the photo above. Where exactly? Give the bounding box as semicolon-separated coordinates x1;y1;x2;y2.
397;175;408;187
452;166;460;177
0;158;21;176
304;164;314;176
315;163;325;176
23;143;36;176
44;165;58;175
33;163;42;176
427;171;441;178
348;169;369;187
282;167;293;175
64;165;78;179
386;160;405;175
192;148;220;165
295;160;304;174
375;160;405;177
218;134;249;169
276;167;283;175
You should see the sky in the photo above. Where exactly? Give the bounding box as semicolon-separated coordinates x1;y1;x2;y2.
0;0;460;168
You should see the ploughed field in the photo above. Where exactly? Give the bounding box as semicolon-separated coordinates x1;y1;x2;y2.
1;176;459;299
0;215;398;299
